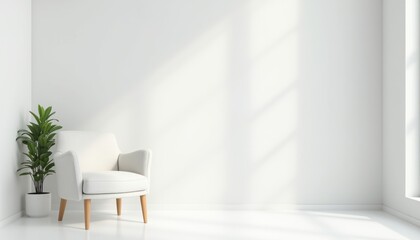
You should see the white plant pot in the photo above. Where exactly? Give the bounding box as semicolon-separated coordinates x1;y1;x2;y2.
26;192;51;217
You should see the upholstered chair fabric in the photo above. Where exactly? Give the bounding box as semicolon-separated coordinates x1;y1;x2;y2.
54;131;151;229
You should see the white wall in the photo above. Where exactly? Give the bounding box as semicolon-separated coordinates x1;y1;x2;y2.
383;0;420;221
405;0;420;199
0;0;31;222
32;0;382;210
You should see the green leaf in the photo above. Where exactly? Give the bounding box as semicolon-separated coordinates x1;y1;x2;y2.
16;166;30;172
43;106;52;121
38;105;44;118
17;105;62;191
50;125;63;133
19;172;32;176
22;153;35;161
30;111;41;125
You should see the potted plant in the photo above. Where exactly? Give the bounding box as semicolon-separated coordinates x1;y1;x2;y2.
16;105;62;217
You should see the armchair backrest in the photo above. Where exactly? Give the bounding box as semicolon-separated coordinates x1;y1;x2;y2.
56;131;121;172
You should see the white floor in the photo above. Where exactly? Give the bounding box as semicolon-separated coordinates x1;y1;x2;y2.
1;210;420;239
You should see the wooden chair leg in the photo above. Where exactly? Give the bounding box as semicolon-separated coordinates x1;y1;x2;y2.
84;199;91;230
116;198;122;216
58;198;67;221
140;195;147;223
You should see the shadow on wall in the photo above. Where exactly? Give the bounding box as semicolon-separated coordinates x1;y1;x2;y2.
35;0;382;209
17;110;31;211
295;0;382;205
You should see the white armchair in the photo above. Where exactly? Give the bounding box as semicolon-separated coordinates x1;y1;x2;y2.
54;131;151;230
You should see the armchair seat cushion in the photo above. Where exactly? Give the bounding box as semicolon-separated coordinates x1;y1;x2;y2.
82;171;148;195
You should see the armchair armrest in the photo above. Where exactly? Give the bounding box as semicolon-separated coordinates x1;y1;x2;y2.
54;151;83;201
118;149;152;179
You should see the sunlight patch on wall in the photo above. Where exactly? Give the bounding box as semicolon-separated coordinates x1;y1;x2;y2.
405;0;420;198
248;0;299;203
148;19;231;202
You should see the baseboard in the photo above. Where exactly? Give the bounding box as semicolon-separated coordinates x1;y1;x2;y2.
0;211;23;228
383;205;420;227
52;202;382;211
147;204;382;211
